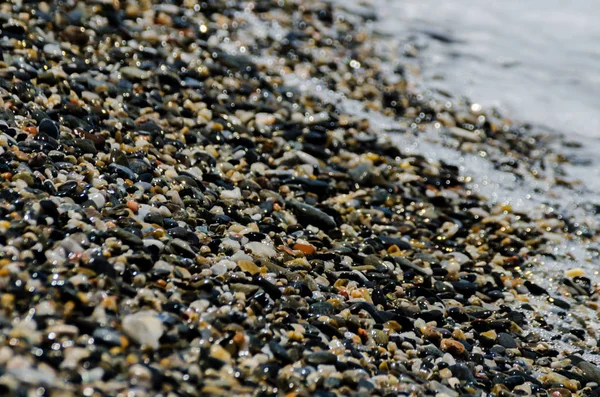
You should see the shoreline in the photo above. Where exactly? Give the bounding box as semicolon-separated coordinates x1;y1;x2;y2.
0;0;598;396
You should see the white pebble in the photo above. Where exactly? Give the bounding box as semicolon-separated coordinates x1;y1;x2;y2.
122;311;164;350
220;187;242;200
245;242;277;258
88;192;106;208
211;262;227;276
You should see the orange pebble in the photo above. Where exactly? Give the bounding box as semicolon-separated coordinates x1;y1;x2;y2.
127;200;139;213
23;126;37;134
357;328;368;339
293;243;316;255
278;245;295;256
233;332;245;345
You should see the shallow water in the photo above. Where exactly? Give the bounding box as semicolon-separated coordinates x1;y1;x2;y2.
369;0;600;139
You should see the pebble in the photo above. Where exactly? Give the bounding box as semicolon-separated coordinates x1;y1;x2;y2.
245;242;277;258
43;43;62;57
122;311;164;350
38;118;60;139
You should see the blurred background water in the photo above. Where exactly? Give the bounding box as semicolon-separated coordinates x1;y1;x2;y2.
370;0;600;139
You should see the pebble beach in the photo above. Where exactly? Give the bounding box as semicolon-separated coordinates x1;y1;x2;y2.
0;1;599;396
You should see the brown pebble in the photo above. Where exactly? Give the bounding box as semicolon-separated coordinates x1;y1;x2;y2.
293;243;316;255
440;338;465;356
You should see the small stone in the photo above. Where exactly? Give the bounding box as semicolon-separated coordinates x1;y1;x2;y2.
540;372;579;391
109;149;129;166
577;361;600;384
12;172;34;186
88;192;106;208
566;268;585;278
305;351;337;366
254;113;276;128
39;119;60;139
92;328;123;347
285;199;337;230
43;43;62;57
120;66;151;81
310;302;335;316
210;344;231;363
440;339;465;356
211;262;227;276
238;260;260;275
497;332;518;349
245;242;277;258
220;187;242;200
122;311;164;350
293;243;316;255
449;363;475;382
480;330;497;344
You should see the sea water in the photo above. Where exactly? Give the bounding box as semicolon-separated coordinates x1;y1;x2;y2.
371;0;600;139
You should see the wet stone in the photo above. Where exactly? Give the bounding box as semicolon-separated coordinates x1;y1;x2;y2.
305;352;337;366
38;118;59;139
310;302;335;316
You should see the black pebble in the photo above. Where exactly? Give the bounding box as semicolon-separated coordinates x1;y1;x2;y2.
38;118;60;139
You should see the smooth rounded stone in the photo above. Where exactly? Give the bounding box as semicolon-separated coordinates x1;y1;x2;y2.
348;163;377;185
285;199;337;230
74;138;97;154
451;280;477;297
497;332;518;349
122;311;164;350
128;364;153;388
269;341;292;363
305;352;337;366
245;241;277;258
129;159;151;174
371;329;388;345
210;344;232;363
108;163;137;181
419;344;444;358
539;372;580;391
430;381;459;397
12;172;34;186
109;148;129;166
577;361;600;384
173;175;199;188
229;283;260;295
88;192;106;208
379;235;411;250
440;339;465;356
490;345;506;355
7;363;57;387
60;237;84;253
120;66;151;81
87;256;118;279
221;238;241;251
504;375;526;389
39;118;60;139
170;238;196;258
43;43;62;57
310;302;335;316
110;228;143;247
238;260;260;275
220;187;242;200
144;212;164;226
211;262;227;276
449;363;475;383
92;328;123;347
